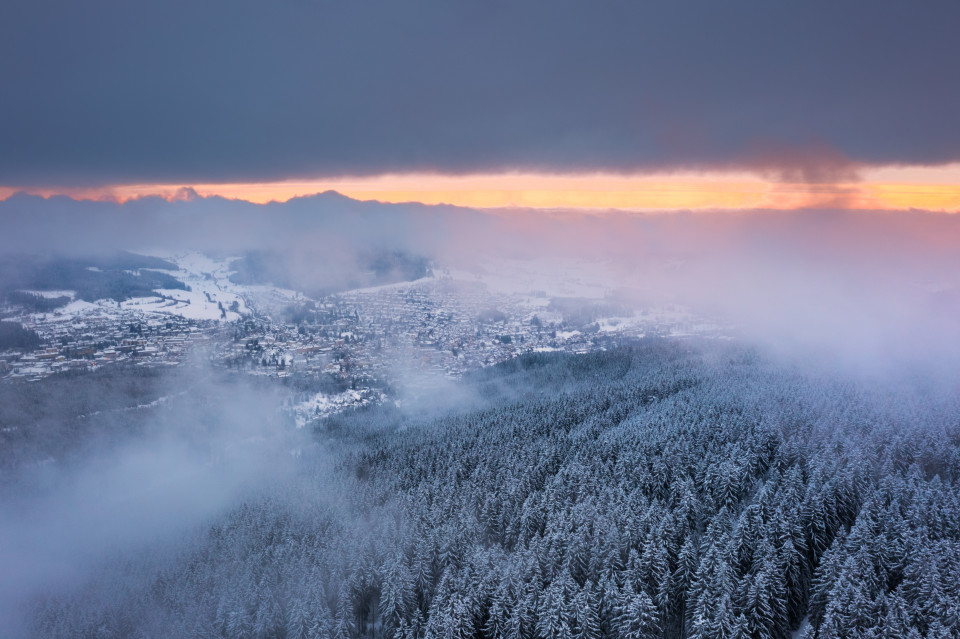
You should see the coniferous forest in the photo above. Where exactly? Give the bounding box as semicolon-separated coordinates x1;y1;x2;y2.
21;340;960;639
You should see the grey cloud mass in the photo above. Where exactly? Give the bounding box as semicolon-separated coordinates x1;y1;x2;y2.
1;0;959;186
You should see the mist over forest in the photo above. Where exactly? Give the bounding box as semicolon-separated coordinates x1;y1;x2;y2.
3;340;960;639
0;193;959;639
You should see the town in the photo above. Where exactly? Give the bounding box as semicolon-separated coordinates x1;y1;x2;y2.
1;269;722;401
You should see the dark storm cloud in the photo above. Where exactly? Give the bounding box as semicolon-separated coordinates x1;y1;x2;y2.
1;0;959;185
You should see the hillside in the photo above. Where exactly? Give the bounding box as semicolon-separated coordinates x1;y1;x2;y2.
23;340;960;638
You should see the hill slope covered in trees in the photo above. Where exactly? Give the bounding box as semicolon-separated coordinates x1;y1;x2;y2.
26;341;960;638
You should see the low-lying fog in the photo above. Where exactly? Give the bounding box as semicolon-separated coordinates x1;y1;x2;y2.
3;192;958;370
1;193;958;635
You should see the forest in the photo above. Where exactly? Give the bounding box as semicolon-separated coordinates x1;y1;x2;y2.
16;339;960;638
0;321;41;351
0;252;186;304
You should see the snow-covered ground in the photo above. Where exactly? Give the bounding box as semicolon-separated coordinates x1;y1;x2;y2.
342;275;437;296
443;257;721;335
13;251;713;335
16;252;250;325
148;251;250;321
446;257;620;299
289;389;385;428
17;290;75;299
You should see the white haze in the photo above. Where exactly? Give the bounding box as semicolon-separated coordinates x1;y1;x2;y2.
0;365;317;635
2;191;958;371
1;194;959;633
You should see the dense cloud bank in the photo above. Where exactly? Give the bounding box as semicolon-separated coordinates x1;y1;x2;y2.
2;1;960;184
3;193;959;372
2;190;958;636
11;341;960;638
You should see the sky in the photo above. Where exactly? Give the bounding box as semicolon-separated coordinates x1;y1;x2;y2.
2;0;959;210
4;167;960;211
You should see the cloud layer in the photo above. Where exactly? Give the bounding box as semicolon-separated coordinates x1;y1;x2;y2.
3;192;960;377
2;0;959;185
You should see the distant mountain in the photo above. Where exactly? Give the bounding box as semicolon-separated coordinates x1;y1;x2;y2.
0;191;488;258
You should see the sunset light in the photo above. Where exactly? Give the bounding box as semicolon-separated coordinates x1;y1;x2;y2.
3;164;959;211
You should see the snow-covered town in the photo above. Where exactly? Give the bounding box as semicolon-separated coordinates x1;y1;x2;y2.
1;253;723;387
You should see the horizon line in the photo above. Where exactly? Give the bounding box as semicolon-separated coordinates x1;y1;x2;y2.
2;166;959;212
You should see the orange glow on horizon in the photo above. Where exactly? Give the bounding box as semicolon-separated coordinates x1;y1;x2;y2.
2;165;959;212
